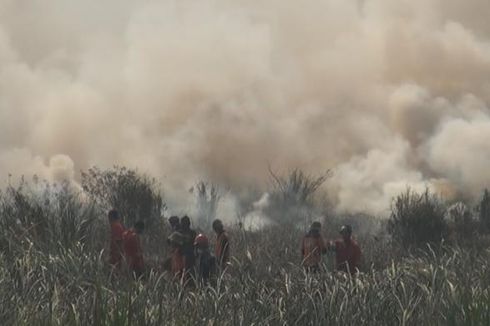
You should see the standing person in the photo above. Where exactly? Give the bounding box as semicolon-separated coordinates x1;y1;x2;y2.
194;234;217;285
163;216;182;272
301;221;327;272
180;216;197;284
329;225;361;274
122;221;145;277
212;219;230;270
180;216;197;268
108;209;125;268
167;231;185;281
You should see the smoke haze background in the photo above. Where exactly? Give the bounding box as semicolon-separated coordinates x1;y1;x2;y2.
0;0;489;217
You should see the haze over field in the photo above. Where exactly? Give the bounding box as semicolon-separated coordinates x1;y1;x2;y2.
0;0;489;215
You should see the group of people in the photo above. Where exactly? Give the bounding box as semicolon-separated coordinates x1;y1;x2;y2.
165;215;230;285
301;222;361;274
108;209;361;283
107;209;230;284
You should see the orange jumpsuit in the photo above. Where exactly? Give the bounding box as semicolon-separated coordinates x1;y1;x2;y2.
123;229;144;275
215;232;230;267
334;239;361;274
301;232;326;270
171;247;185;279
109;221;125;267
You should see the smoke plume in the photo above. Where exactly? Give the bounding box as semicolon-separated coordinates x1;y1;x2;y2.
0;0;489;216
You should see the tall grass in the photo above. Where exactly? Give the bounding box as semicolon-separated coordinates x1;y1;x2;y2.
1;172;490;325
2;238;490;325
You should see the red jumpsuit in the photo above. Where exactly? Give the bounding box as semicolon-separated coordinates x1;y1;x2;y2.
334;239;361;274
171;247;185;278
123;229;144;275
109;222;125;267
301;233;326;269
215;232;230;267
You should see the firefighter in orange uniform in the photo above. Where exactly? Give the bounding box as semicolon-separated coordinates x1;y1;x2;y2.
122;221;145;277
108;209;125;268
194;233;217;285
212;219;230;271
301;221;327;272
329;225;361;274
167;231;185;281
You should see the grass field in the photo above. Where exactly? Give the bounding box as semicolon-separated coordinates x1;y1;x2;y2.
1;172;489;325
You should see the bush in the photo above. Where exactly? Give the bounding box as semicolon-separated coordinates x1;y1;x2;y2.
479;189;490;232
445;202;478;243
192;181;220;229
265;168;331;226
81;166;166;229
388;188;447;248
0;179;99;256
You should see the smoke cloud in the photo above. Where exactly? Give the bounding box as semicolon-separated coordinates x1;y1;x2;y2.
0;0;489;216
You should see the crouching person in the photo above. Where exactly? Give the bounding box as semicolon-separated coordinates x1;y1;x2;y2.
194;234;217;286
123;221;145;278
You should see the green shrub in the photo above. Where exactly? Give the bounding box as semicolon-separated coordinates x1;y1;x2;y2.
265;168;331;226
388;188;447;248
81;166;166;229
479;189;490;232
445;202;478;243
192;181;220;229
0;179;100;256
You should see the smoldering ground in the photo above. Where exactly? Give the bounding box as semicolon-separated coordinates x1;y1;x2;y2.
0;0;489;217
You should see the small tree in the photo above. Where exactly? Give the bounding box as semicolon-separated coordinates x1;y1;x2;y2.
479;189;490;232
388;188;447;248
81;166;166;228
445;202;477;243
192;181;220;229
0;179;99;255
266;168;331;226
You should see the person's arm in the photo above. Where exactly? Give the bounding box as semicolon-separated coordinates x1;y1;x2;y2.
326;240;337;252
221;235;230;263
136;236;144;261
319;236;327;254
125;237;135;266
116;238;124;257
114;226;124;255
353;245;361;269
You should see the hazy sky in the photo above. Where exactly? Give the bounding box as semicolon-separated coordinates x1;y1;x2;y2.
0;0;489;215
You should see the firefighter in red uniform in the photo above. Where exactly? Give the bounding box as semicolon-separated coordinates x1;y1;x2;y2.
329;225;361;274
167;231;185;281
194;233;217;285
122;221;145;277
108;209;125;268
301;221;327;272
212;219;230;271
180;216;197;280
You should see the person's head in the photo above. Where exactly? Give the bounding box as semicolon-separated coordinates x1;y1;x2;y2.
212;219;224;233
181;215;191;229
310;221;321;233
340;225;352;241
134;221;145;234
169;216;180;230
194;233;209;251
108;209;119;222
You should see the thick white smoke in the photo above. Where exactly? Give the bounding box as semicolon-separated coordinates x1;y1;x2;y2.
0;0;489;215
